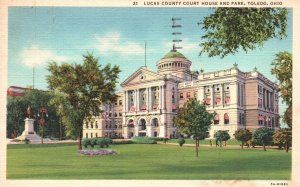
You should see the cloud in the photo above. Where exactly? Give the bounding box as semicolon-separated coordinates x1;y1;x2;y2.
21;44;69;67
95;32;144;55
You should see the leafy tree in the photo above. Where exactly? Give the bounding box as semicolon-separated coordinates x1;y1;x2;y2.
214;130;230;147
47;53;120;150
200;8;288;58
7;89;63;139
234;129;252;149
271;51;292;128
174;98;214;157
253;127;274;151
273;128;292;153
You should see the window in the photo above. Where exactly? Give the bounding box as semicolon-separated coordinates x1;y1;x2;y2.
153;118;159;127
224;113;229;124
187;92;191;98
85;122;89;129
96;133;98;138
109;113;112;117
114;113;118;117
180;93;184;99
91;133;93;138
239;113;242;124
119;100;123;106
114;102;117;106
214;114;219;124
91;122;94;129
86;133;88;138
95;121;98;129
119;112;122;117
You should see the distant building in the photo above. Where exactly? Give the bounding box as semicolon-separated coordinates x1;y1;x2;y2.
83;49;280;139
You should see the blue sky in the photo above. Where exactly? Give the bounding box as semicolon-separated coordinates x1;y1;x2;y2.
8;7;292;115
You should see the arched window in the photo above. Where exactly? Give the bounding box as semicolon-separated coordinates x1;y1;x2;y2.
91;122;94;129
140;119;146;130
214;114;219;124
153;118;159;127
85;122;89;129
224;113;229;124
95;121;98;129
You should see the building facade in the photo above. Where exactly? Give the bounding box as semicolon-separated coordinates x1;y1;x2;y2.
83;50;280;139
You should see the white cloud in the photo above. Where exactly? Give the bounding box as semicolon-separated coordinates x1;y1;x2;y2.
21;44;69;67
95;32;144;55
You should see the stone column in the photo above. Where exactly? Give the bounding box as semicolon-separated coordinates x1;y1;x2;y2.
149;87;152;111
135;119;139;136
210;85;214;108
125;91;129;112
162;85;166;110
220;83;224;106
136;89;140;111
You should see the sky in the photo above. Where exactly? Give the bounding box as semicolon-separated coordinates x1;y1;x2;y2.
8;7;292;116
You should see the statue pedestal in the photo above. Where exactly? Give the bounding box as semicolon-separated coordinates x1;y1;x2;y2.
15;118;42;143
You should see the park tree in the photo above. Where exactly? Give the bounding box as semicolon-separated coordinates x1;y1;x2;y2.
234;129;252;149
214;130;230;147
253;127;274;151
47;53;120;150
271;51;292;128
174;98;214;157
200;8;288;58
273;128;292;153
7;89;62;139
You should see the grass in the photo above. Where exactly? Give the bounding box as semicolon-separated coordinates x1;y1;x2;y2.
7;143;291;179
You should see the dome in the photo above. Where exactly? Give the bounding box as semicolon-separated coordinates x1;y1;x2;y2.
157;50;192;80
161;50;187;60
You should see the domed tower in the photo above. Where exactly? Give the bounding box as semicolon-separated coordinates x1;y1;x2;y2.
157;49;193;80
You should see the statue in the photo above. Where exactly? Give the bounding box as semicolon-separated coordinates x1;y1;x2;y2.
26;105;34;119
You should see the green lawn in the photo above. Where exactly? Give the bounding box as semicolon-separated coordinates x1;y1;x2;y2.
7;143;291;179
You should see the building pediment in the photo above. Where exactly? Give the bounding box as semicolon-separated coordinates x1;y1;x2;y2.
121;66;165;87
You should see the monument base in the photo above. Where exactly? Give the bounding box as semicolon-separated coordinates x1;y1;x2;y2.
14;118;43;143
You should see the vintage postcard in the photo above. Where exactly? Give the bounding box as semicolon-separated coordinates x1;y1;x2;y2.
0;0;299;186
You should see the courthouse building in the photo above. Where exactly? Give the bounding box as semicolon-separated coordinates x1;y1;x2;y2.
83;49;280;139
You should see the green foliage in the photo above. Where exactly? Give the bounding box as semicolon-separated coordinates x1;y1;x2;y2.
82;138;90;148
47;53;120;149
200;8;288;58
174;98;214;156
90;138;97;148
178;138;185;146
132;136;157;144
234;129;252;148
253;127;274;151
214;130;230;147
273;128;292;152
6;89;63;139
96;138;112;148
271;51;292;128
112;140;134;145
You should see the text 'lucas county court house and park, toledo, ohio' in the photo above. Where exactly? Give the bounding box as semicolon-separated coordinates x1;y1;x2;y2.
83;47;280;139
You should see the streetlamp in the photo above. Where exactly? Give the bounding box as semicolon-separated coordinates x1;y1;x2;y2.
37;106;48;144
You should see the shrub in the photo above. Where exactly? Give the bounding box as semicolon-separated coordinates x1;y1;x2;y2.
90;138;97;148
214;130;230;147
112;140;134;144
273;128;292;152
82;138;91;148
234;129;252;149
178;138;185;146
253;127;274;151
132;136;157;144
96;138;112;148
